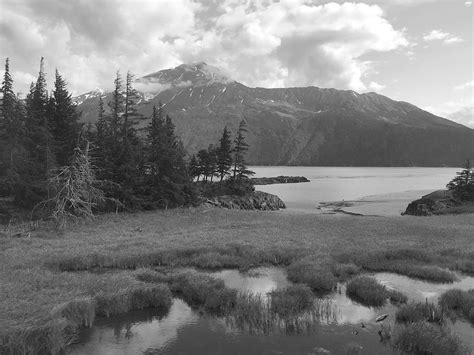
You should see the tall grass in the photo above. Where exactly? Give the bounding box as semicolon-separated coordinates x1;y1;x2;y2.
346;276;388;307
338;249;460;283
395;301;444;324
392;321;467;355
287;258;337;292
439;289;474;323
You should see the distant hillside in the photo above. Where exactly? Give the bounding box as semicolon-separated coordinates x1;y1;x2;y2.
74;62;474;166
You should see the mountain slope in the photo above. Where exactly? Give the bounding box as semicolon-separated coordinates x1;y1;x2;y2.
75;63;474;166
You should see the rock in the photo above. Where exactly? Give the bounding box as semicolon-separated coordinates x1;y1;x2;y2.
205;191;286;211
251;176;310;185
403;189;474;216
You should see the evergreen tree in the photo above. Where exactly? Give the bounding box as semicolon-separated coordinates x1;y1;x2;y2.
123;71;141;138
447;159;474;200
216;126;233;182
19;57;54;205
188;154;200;181
0;58;21;195
109;71;124;139
146;104;165;182
50;69;81;166
232;120;254;180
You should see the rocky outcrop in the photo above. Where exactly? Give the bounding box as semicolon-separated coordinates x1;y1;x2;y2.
204;191;286;211
251;176;310;185
403;190;474;216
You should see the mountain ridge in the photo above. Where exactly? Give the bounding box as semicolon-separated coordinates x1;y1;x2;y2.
74;62;474;166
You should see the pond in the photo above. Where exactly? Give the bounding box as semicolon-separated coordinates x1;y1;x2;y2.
69;268;474;354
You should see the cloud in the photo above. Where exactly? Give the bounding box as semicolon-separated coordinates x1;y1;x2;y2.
423;29;464;44
454;80;474;91
1;0;408;95
465;1;472;6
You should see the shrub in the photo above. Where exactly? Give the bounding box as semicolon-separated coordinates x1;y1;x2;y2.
287;259;336;292
396;301;443;324
388;290;408;305
439;289;474;323
392;321;466;355
346;276;388;307
270;285;314;317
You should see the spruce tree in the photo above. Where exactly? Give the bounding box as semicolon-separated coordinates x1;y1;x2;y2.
232;120;254;180
188;154;200;181
0;58;20;194
123;71;141;138
19;57;54;205
50;69;81;166
216;126;233;182
109;71;124;139
447;159;474;200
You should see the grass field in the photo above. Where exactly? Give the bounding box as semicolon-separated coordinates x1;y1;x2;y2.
1;207;473;353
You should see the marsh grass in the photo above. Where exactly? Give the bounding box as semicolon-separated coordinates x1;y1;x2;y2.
227;292;337;335
338;249;461;283
387;290;408;305
439;289;474;323
287;258;337;292
392;321;467;355
269;284;313;317
345;276;388;307
396;301;444;324
2;209;473;354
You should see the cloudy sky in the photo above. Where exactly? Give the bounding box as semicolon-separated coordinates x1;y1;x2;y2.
1;0;472;126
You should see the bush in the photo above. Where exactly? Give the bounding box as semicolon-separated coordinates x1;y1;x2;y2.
439;289;474;323
396;301;443;324
392;321;466;355
270;284;314;317
287;259;336;292
346;276;388;307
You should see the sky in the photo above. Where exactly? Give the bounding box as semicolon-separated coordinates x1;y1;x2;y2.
1;0;473;127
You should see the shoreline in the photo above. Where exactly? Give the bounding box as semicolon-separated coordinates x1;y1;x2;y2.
315;189;435;217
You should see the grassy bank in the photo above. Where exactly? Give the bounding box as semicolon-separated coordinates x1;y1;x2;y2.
1;207;473;353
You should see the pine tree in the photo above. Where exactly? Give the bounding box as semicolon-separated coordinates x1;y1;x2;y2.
19;57;54;205
146;104;165;181
232;120;254;180
188;154;200;181
447;159;474;200
49;69;81;166
216;126;233;182
123;71;141;138
0;57;20;195
109;71;124;139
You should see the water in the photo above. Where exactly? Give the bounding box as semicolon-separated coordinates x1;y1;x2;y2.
70;268;474;354
251;167;458;213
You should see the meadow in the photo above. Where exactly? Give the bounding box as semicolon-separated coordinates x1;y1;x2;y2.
1;207;473;353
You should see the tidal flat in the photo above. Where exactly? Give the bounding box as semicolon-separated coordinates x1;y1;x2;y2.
1;207;473;353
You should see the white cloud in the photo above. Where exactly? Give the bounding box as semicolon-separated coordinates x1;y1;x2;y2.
465;1;472;6
1;0;409;94
423;29;464;45
454;80;474;91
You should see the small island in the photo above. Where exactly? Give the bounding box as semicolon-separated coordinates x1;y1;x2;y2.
251;176;310;185
404;161;474;216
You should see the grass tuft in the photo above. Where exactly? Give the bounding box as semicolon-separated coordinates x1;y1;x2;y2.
388;290;408;305
392;321;466;355
346;276;388;307
396;301;444;324
287;258;337;292
439;289;474;323
270;284;314;317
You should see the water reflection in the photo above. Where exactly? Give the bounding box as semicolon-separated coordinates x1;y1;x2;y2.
70;268;474;354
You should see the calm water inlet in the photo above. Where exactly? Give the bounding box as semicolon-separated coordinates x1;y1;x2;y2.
69;268;474;354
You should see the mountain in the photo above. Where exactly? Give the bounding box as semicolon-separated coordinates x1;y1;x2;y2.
74;62;474;166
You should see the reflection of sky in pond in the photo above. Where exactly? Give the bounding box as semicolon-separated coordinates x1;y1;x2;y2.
211;267;290;296
374;272;474;302
70;268;474;354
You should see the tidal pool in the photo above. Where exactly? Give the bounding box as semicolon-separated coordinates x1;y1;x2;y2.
69;268;474;354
